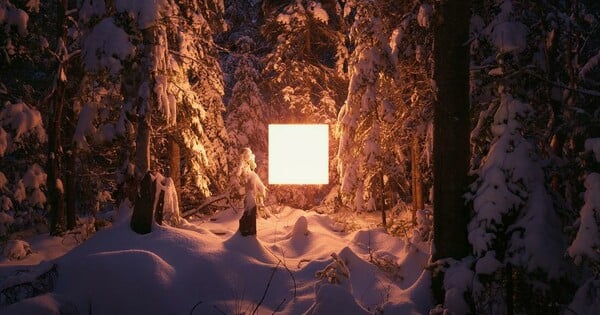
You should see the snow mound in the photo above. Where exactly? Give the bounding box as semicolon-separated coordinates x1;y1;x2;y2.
307;283;370;314
3;240;32;260
56;249;176;314
0;293;77;315
2;207;432;314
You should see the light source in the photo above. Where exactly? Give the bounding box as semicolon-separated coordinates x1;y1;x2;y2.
268;124;329;185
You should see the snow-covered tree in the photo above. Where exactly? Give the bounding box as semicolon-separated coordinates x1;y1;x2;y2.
236;147;266;236
219;1;270;204
261;0;346;208
464;0;590;312
0;1;55;235
224;36;269;188
77;0;230;210
384;1;436;225
566;138;600;314
336;0;393;212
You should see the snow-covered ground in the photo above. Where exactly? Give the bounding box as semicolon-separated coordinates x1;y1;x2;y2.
0;206;431;314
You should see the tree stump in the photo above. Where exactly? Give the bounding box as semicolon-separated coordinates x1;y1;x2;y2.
130;172;156;234
238;205;257;236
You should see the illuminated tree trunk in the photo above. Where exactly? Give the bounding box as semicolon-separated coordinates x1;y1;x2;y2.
431;0;471;305
168;137;180;189
380;172;387;229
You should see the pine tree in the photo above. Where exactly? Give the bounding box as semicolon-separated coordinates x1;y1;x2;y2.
77;0;230;212
262;0;346;208
335;0;393;212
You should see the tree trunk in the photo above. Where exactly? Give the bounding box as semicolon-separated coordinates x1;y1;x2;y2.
238;205;257;236
411;135;424;225
135;114;151;180
65;76;83;230
431;0;471;306
48;0;69;236
65;146;77;230
168;136;181;215
239;178;257;236
380;172;387;229
130;172;156;234
134;27;156;182
168;137;180;189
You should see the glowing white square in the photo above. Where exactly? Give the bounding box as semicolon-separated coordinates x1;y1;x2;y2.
268;124;329;185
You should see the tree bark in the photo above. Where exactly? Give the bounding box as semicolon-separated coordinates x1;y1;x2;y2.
238;205;257;236
168;136;181;216
134;27;156;182
65;146;77;230
411;135;424;225
431;0;472;305
168;137;180;189
48;0;69;236
130;172;156;234
380;172;387;229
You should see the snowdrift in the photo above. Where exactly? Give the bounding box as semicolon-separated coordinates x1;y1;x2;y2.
1;207;431;314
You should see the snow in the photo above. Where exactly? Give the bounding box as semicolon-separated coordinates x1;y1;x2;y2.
568;278;600;315
0;4;29;36
567;173;600;264
580;50;600;79
443;258;474;314
79;0;105;24
82;18;135;74
115;0;170;29
308;1;329;24
22;164;47;208
73;103;96;148
0;127;7;156
488;21;528;54
469;92;565;278
585;138;600;162
0;101;47;144
0;207;432;314
0;171;7;190
25;0;39;13
417;4;432;29
2;240;32;261
482;0;528;55
475;251;502;275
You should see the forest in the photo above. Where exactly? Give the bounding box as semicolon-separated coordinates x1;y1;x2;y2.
0;0;599;314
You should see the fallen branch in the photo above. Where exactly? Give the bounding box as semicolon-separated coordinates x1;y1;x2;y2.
181;193;229;218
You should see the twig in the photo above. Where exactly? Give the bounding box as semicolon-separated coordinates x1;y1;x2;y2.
264;247;297;298
189;300;203;315
523;69;600;97
212;305;227;315
252;261;281;315
272;298;287;314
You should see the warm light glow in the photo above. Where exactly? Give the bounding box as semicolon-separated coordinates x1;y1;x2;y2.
268;124;329;185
